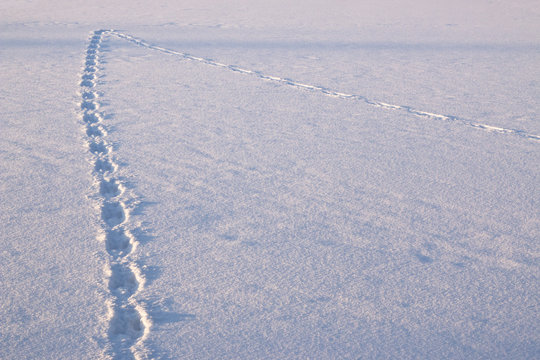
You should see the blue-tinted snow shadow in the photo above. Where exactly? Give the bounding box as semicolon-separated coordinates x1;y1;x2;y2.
414;252;434;264
142;298;197;360
131;201;160;216
130;201;159;247
151;310;196;324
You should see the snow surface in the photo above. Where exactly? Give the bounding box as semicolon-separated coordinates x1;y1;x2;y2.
1;1;539;359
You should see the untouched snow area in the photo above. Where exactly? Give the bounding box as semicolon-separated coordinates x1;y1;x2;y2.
1;1;539;359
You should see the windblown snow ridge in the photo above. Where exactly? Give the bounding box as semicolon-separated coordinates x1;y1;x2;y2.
106;29;539;142
80;30;150;360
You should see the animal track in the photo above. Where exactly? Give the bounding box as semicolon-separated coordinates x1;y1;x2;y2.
108;304;144;358
76;26;540;360
83;112;101;124
105;228;133;256
80;79;94;87
80;30;148;359
111;30;540;142
89;140;108;155
109;305;143;336
80;27;538;360
109;263;139;295
82;73;96;81
81;101;98;111
94;158;114;173
101;201;126;227
82;91;96;100
100;178;122;198
86;124;104;137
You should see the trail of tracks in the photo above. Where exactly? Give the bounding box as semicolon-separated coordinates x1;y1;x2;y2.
78;28;537;359
79;30;150;360
108;30;540;142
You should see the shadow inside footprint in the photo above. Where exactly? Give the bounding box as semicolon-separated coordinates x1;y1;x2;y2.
80;79;94;87
81;101;97;111
83;112;100;124
82;91;96;100
108;263;138;295
100;178;121;198
94;158;114;173
102;202;126;227
108;304;143;342
86;125;103;137
106;228;132;256
89;141;108;155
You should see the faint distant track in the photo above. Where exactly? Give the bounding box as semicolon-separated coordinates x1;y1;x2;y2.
79;30;150;360
101;29;540;143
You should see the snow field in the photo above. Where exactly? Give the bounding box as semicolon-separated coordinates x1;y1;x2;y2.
1;0;539;358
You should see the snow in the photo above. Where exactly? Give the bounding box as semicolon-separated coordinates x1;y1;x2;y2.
1;1;539;359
